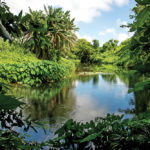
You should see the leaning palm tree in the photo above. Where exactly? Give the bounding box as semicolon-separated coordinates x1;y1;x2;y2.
0;0;13;41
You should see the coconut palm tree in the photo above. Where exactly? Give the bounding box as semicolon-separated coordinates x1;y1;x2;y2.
45;6;78;59
0;0;13;41
23;6;78;60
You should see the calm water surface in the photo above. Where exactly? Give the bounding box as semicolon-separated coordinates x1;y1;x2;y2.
11;71;150;142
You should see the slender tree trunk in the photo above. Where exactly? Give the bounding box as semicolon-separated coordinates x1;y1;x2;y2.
0;0;13;41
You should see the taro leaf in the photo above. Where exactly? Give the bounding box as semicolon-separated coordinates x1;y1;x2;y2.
64;119;74;129
136;6;150;27
52;136;66;142
80;132;101;143
0;94;25;111
135;0;150;5
55;126;65;136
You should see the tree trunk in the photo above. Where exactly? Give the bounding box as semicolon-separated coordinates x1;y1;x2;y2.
0;0;13;41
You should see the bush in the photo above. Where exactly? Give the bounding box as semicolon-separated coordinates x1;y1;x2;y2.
0;60;74;86
49;114;150;150
0;39;76;86
0;39;39;64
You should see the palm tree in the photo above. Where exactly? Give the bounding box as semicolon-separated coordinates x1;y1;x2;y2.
23;6;78;60
0;0;13;41
45;6;78;59
22;9;51;59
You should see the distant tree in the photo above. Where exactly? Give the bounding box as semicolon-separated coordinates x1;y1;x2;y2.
73;39;94;63
101;39;118;52
92;39;99;49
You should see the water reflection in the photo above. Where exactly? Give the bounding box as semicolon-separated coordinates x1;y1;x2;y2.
10;71;150;141
116;71;150;115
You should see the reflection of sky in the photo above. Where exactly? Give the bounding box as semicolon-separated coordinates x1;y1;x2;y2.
18;73;135;142
73;74;134;121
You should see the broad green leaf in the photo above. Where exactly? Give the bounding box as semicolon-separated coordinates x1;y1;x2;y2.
136;6;150;27
0;94;24;110
80;132;100;143
135;0;150;5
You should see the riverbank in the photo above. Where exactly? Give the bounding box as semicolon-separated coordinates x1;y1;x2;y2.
2;69;150;149
0;39;76;86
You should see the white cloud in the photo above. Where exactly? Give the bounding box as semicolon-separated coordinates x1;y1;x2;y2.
99;27;134;43
117;33;128;43
99;28;116;36
98;17;134;44
76;32;94;43
116;18;128;28
4;0;129;23
114;0;129;6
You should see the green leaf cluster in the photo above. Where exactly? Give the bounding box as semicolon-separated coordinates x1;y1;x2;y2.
0;60;73;86
49;114;150;149
0;38;39;64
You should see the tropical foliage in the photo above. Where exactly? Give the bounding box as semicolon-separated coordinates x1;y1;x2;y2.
0;38;75;86
0;1;78;60
0;0;150;149
72;39;101;63
49;114;150;149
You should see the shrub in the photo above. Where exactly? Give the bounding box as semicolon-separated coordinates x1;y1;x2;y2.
0;61;73;86
0;39;39;64
49;114;150;150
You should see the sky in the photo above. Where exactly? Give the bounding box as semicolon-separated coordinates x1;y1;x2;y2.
3;0;136;45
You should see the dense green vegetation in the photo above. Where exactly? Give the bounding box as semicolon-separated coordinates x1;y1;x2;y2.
0;0;150;149
0;35;75;86
71;0;150;72
50;114;150;149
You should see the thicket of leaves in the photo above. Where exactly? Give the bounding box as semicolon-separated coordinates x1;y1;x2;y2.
72;39;101;63
115;0;150;70
0;38;39;64
0;1;23;38
48;114;150;150
0;60;75;86
0;38;75;86
0;2;78;60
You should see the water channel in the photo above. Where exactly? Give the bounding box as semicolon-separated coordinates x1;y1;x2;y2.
10;68;150;142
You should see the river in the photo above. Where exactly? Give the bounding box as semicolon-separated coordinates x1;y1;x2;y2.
10;67;150;142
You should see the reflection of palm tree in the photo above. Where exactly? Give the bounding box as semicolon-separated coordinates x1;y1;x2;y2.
101;74;117;84
118;98;135;114
118;89;150;116
116;71;150;116
10;80;76;121
93;75;99;85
